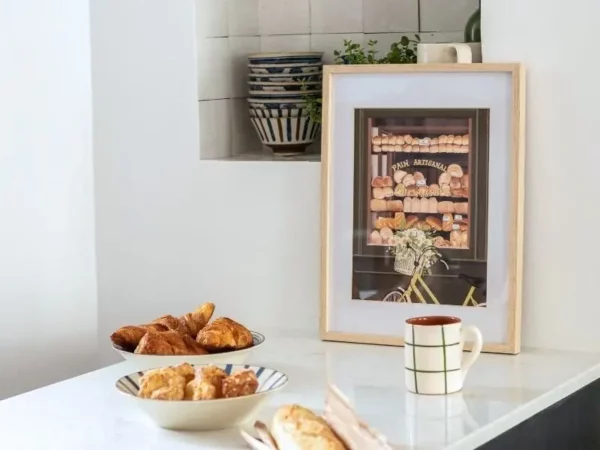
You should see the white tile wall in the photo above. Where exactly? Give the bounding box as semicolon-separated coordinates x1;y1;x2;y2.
310;0;363;34
198;99;232;159
195;0;229;38
363;0;419;33
260;34;311;52
419;0;479;32
196;37;231;100
258;0;310;35
228;0;259;36
229;36;260;98
195;0;479;158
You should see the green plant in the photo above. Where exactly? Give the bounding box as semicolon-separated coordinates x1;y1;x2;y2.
300;80;323;124
301;35;420;123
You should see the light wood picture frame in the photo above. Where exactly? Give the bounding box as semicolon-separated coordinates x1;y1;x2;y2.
320;64;525;354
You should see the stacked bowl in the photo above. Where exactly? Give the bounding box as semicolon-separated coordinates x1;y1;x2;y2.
247;52;323;155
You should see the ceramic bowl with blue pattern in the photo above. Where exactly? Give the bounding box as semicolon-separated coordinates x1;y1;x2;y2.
247;51;323;65
248;62;322;75
247;103;320;155
247;98;308;109
248;89;321;99
248;71;322;83
112;331;266;371
116;363;288;431
248;80;322;92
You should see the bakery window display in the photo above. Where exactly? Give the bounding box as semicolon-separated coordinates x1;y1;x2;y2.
353;108;490;308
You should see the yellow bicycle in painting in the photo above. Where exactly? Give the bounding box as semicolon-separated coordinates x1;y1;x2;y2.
382;244;486;307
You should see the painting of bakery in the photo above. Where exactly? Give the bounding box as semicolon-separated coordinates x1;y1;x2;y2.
352;110;490;306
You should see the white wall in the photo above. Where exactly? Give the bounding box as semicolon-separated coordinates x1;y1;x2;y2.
0;0;98;398
91;0;322;365
483;0;600;351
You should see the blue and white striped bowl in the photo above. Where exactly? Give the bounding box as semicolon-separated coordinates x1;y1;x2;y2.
248;105;320;155
116;364;288;431
247;98;308;109
249;89;321;99
112;331;266;371
248;62;322;75
248;71;322;83
247;51;323;65
248;80;322;92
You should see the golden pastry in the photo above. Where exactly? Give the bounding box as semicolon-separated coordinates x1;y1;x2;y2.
135;330;208;356
222;369;259;399
185;365;227;401
138;366;187;400
179;303;215;338
196;317;253;352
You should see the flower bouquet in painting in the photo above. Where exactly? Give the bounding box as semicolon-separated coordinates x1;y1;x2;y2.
390;229;445;276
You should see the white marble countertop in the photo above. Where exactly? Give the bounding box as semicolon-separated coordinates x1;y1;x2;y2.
2;329;600;450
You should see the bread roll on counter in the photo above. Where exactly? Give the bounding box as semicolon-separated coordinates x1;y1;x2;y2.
271;404;347;450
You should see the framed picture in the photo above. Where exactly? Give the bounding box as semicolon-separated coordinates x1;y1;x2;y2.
320;64;525;354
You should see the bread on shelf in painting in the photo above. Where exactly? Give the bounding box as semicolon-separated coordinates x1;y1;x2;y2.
428;197;438;213
380;227;394;243
450;177;461;189
387;200;403;212
406;186;418;197
460;174;469;189
402;174;416;187
369;230;383;245
372;187;385;199
403;134;413;145
404;197;412;213
415;220;431;231
458;145;469;153
381;176;393;187
454;135;463;145
438;201;455;214
370;199;387;212
452;144;462;153
382;187;394;198
371;176;383;188
419;198;429;213
405;215;419;228
426;216;442;231
394;170;407;184
420;145;430;153
394;183;407;197
447;164;464;178
372;136;382;146
450;230;462;247
442;213;454;232
440;184;451;197
372;145;382;153
394;212;407;230
417;186;429;197
428;184;440;197
381;136;389;145
439;172;451;185
389;135;396;145
196;317;253;352
395;135;405;146
413;171;425;182
461;230;468;247
380;144;389;151
462;134;470;146
394;144;403;152
455;202;469;215
439;135;448;144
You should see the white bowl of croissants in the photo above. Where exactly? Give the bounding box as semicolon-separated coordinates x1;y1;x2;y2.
110;303;265;370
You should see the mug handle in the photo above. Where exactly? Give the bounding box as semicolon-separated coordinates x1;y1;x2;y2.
448;43;473;63
460;325;483;380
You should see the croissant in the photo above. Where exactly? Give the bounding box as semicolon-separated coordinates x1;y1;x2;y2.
179;302;215;337
135;330;209;355
196;317;253;352
110;323;168;350
152;314;194;336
